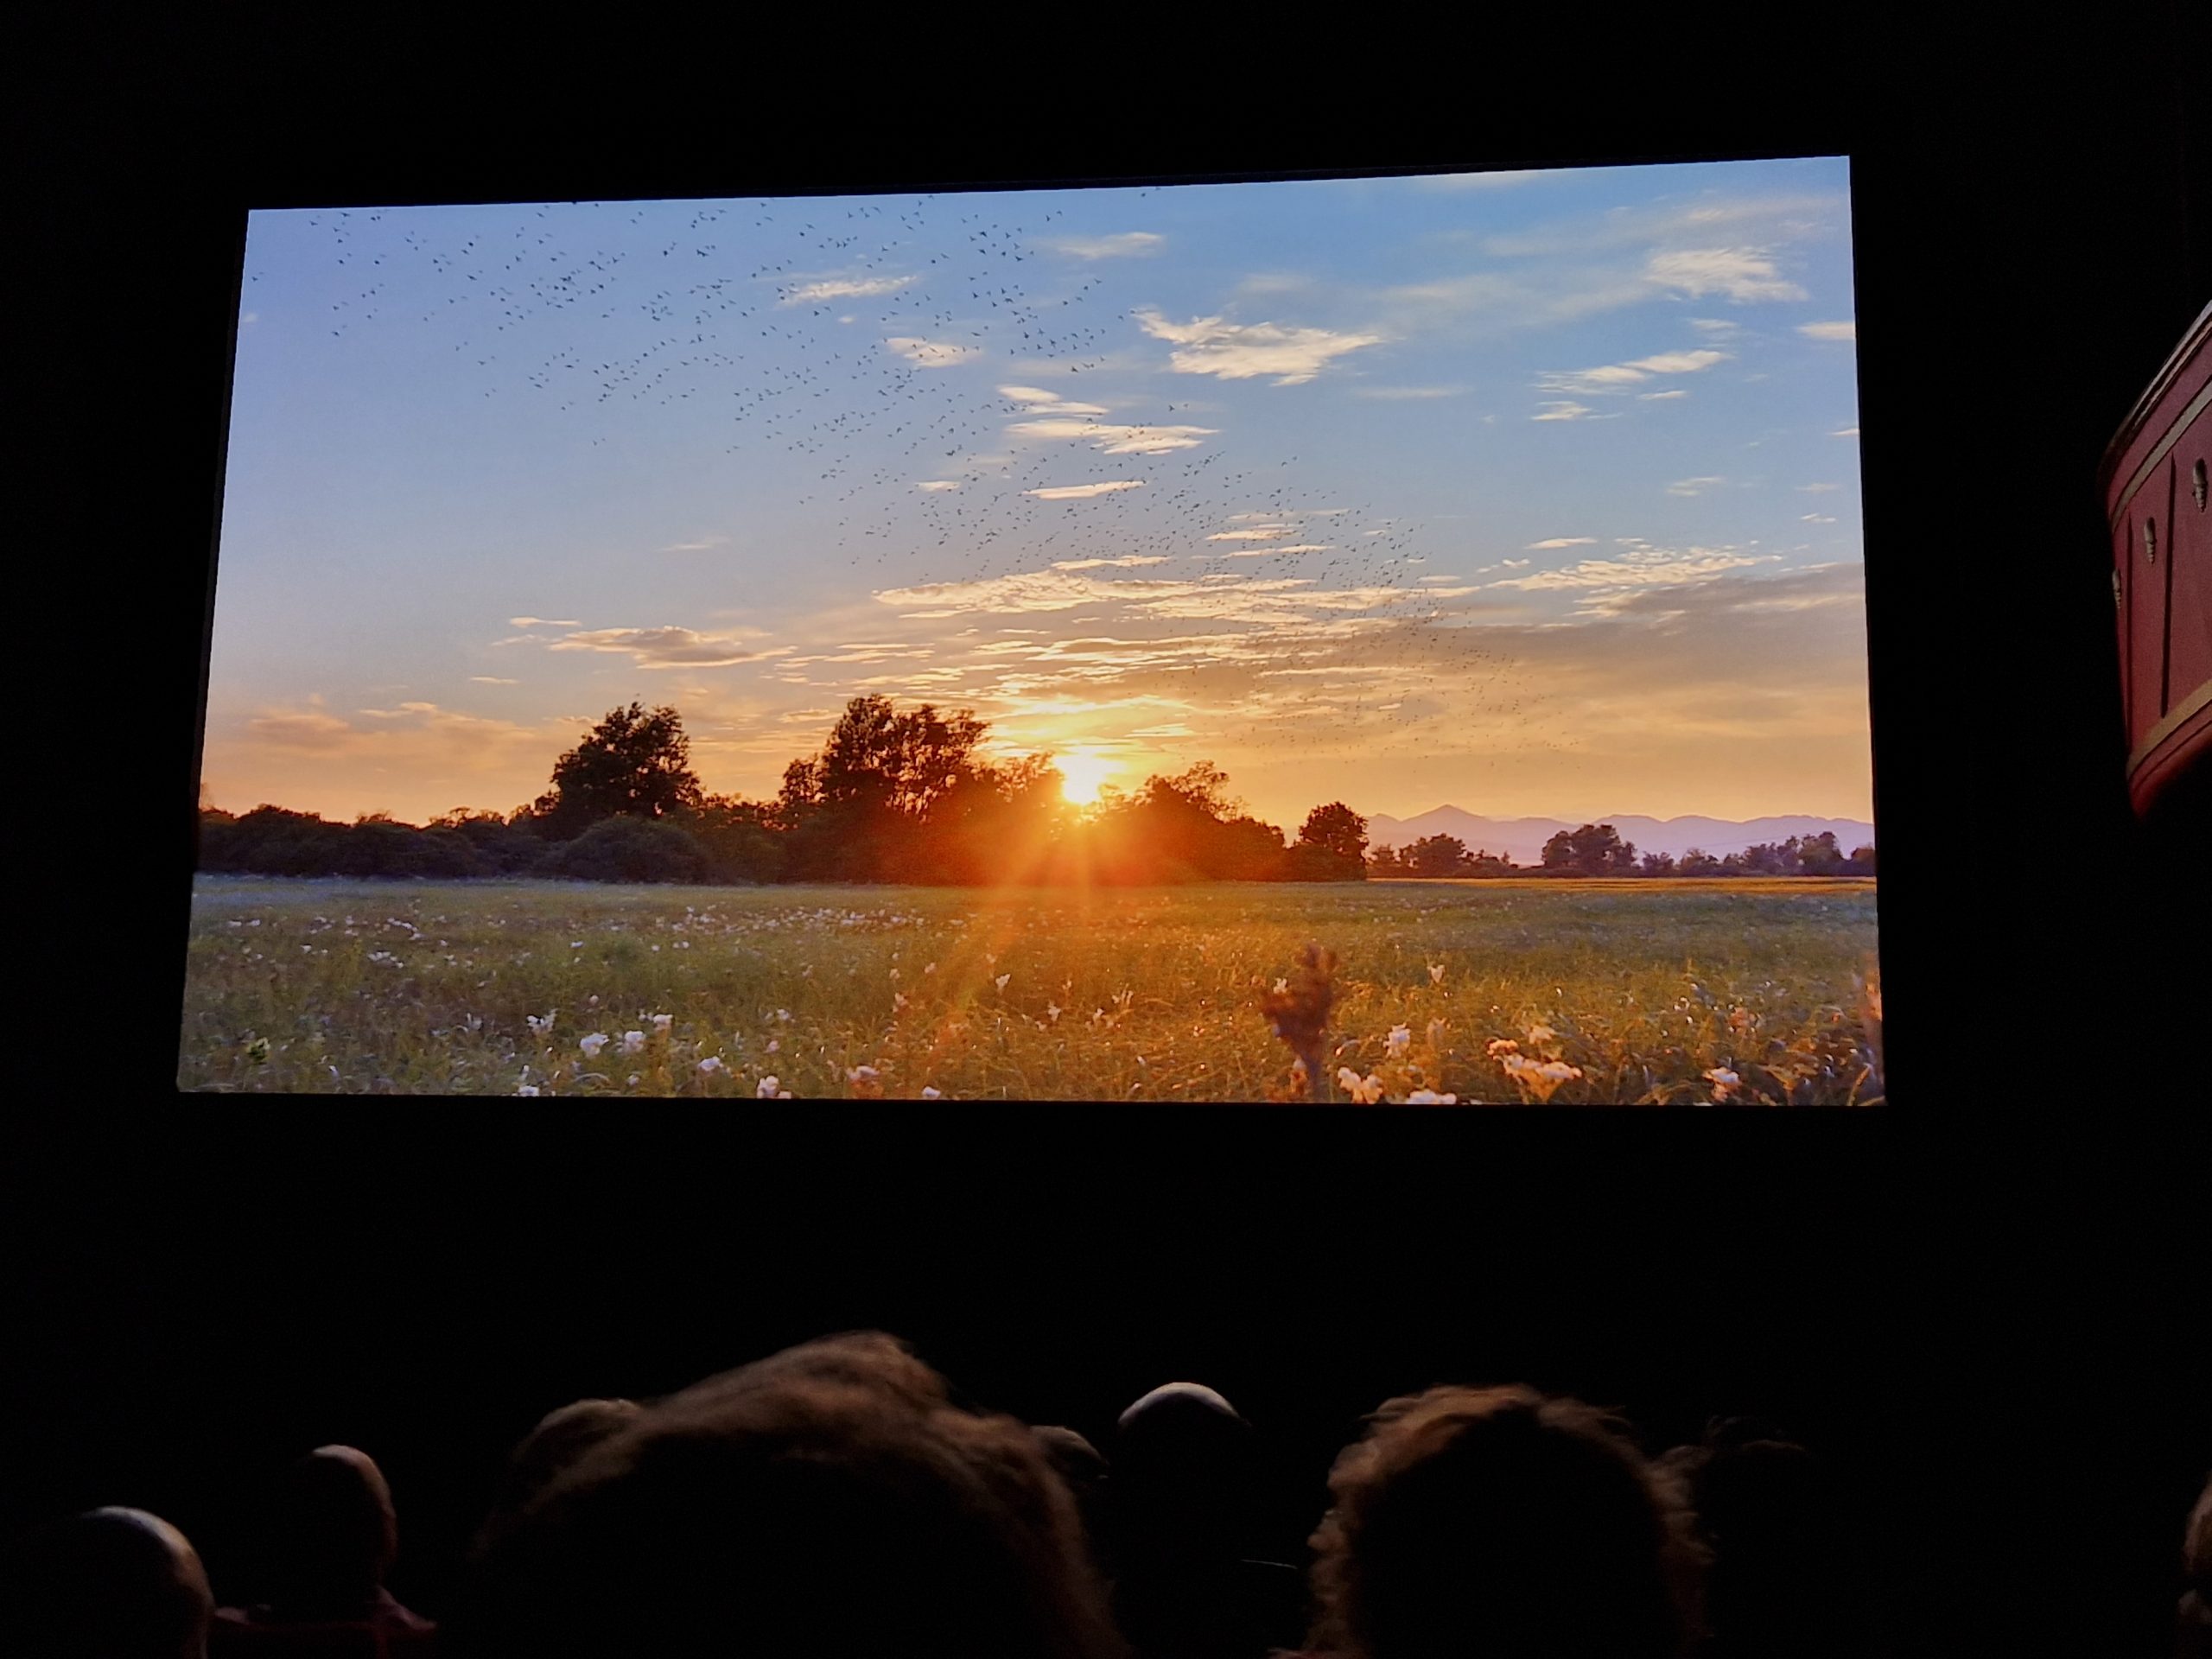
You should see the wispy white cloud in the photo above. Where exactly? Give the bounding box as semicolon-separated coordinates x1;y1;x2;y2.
662;536;728;552
1206;527;1296;542
1009;417;1214;455
1491;543;1781;610
1644;247;1808;303
1831;426;1859;438
1134;308;1386;386
1638;390;1689;400
1026;480;1147;499
243;701;551;761
1052;555;1174;570
885;336;980;367
1665;476;1727;497
1797;320;1856;341
1528;537;1599;550
546;626;794;669
1482;194;1841;259
1042;232;1165;259
1000;385;1109;417
1537;347;1731;397
1217;543;1335;557
1533;401;1594;422
916;480;962;492
1797;482;1840;493
781;275;915;306
1801;514;1838;524
507;616;580;629
469;676;519;685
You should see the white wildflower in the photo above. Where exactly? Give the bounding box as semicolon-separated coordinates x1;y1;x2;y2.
921;1086;942;1099
1388;1025;1412;1058
621;1030;646;1055
757;1075;781;1098
581;1033;609;1058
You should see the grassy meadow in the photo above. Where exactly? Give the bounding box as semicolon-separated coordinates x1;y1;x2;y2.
176;875;1882;1103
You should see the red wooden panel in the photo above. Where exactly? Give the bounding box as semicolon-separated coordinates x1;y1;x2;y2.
2115;512;2137;743
2105;303;2212;817
2164;423;2210;707
2128;486;2169;734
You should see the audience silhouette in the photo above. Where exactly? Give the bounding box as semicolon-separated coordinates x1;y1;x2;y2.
210;1445;435;1656
1656;1417;1870;1659
446;1332;1123;1659
5;1506;214;1659
2182;1470;2212;1659
1035;1425;1115;1580
20;1332;2200;1656
471;1398;641;1560
1109;1381;1306;1659
1303;1384;1704;1659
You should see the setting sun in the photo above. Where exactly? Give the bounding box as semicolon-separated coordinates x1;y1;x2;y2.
1057;752;1116;807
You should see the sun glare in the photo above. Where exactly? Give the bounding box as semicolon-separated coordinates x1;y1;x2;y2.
1058;753;1116;806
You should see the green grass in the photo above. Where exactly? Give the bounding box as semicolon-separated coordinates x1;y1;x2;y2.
176;875;1883;1103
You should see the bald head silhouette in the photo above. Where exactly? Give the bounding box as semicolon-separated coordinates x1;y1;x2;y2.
262;1446;399;1620
1113;1382;1257;1566
9;1506;213;1659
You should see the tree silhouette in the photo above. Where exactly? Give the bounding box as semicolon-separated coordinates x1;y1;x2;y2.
1298;803;1368;862
1407;833;1471;877
532;702;702;839
1541;823;1638;874
1282;802;1368;880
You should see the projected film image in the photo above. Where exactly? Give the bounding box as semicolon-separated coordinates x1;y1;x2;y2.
184;158;1880;1101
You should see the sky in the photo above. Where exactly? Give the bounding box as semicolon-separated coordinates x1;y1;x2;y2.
202;157;1869;832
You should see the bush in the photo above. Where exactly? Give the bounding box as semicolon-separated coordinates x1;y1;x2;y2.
445;814;552;874
538;816;709;884
1280;842;1366;882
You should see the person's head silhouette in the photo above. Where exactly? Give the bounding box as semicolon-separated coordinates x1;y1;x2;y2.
451;1332;1123;1659
1308;1385;1702;1659
475;1399;643;1557
1113;1382;1255;1567
8;1506;214;1659
263;1446;399;1620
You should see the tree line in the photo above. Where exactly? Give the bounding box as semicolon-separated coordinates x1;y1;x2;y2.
197;698;1872;887
1370;821;1875;879
196;698;1370;887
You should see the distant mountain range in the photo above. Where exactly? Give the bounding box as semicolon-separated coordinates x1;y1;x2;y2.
1362;808;1876;866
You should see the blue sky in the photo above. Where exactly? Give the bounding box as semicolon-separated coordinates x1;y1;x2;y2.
205;156;1868;830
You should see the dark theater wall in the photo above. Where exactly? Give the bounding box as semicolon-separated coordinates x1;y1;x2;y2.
12;8;2209;1658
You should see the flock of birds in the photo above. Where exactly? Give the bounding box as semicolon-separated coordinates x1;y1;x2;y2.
261;191;1578;765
